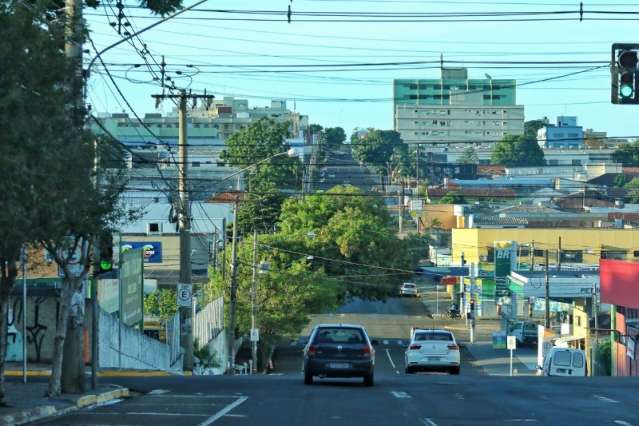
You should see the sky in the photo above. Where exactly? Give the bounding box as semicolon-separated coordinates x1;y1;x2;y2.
85;0;639;138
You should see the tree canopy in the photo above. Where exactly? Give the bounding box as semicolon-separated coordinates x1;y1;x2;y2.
491;134;545;167
325;127;347;147
351;129;412;181
458;146;479;164
612;140;639;166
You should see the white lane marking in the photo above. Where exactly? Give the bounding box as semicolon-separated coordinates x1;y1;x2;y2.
386;348;397;370
224;414;248;418
614;421;633;426
148;389;171;395
91;412;208;417
594;395;620;403
148;394;240;399
199;396;249;426
454;392;464;400
391;391;412;399
420;418;438;426
504;420;538;423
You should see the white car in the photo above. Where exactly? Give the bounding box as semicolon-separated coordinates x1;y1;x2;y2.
540;347;586;377
405;328;461;374
400;282;419;297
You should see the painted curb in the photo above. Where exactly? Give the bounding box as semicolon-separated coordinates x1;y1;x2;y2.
0;387;129;426
5;370;173;378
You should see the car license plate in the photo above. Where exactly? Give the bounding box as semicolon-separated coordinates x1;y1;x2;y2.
328;363;350;369
427;357;441;361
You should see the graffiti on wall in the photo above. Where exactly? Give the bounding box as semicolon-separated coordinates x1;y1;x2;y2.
6;297;54;362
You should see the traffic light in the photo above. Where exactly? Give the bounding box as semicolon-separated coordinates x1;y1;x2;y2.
98;231;114;273
612;43;639;104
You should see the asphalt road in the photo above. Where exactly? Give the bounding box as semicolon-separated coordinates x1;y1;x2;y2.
36;297;639;426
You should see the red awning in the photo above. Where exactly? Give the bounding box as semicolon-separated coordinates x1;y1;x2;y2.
600;260;639;309
441;276;457;286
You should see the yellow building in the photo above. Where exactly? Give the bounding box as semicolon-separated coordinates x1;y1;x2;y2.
452;228;639;266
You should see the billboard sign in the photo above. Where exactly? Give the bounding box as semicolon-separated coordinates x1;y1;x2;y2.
119;249;143;327
121;241;162;263
494;241;517;296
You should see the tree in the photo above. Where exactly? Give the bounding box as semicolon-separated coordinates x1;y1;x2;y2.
309;123;323;135
221;118;302;233
324;127;346;148
612;140;639;166
491;134;545;167
624;177;639;203
524;118;547;138
144;290;178;321
0;2;131;398
438;192;467;204
351;129;410;185
613;174;629;188
458;146;479;164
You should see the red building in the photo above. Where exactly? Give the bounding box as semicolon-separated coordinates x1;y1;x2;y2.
600;260;639;376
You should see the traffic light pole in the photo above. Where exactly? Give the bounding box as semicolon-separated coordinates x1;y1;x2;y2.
151;91;215;372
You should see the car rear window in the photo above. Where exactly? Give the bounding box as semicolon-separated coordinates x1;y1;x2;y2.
572;351;584;368
415;331;453;341
403;283;415;288
314;328;365;344
553;350;572;367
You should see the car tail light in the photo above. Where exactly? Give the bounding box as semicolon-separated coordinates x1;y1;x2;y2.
409;344;422;350
362;345;374;357
307;345;317;356
448;344;459;351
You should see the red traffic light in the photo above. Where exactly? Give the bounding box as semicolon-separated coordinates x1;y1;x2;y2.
620;50;638;69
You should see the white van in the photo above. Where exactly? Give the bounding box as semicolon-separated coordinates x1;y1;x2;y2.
540;347;587;377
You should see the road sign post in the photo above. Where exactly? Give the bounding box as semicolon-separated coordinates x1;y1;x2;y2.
507;335;517;376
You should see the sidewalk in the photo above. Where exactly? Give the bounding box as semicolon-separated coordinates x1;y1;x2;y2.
464;341;538;377
0;381;129;425
4;362;173;378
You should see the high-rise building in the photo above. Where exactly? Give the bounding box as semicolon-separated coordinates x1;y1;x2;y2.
393;68;524;146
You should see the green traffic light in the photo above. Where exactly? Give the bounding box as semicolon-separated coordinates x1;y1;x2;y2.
100;259;113;271
621;84;634;98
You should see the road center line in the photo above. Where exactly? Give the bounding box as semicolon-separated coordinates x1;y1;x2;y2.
420;418;438;426
391;391;411;399
386;348;397;370
594;395;620;403
613;420;633;426
199;396;249;426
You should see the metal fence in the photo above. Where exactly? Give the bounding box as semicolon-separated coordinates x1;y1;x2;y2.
166;312;182;368
193;297;224;349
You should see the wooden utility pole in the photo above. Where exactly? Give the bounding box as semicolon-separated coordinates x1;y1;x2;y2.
228;198;240;372
529;241;535;272
544;250;550;328
152;91;215;371
557;236;562;272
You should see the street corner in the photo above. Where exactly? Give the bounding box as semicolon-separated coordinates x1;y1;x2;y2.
0;405;57;426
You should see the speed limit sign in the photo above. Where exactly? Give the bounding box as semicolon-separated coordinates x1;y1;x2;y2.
177;283;192;308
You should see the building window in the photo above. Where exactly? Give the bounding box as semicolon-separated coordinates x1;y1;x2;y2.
601;250;627;260
192;161;201;167
561;250;583;263
147;223;161;234
533;249;545;257
634;250;639;257
572;160;582;166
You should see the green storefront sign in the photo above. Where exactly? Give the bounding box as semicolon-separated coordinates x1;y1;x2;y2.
119;248;143;327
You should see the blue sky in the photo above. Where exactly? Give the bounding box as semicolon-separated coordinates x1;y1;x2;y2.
86;0;639;138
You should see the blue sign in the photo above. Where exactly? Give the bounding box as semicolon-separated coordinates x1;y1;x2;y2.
121;242;162;263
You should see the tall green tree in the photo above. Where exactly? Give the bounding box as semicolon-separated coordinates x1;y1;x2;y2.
624;177;639;203
221;118;302;233
351;129;410;184
491;134;545;167
524;118;547;138
458;146;479;164
325;127;346;148
612;140;639;166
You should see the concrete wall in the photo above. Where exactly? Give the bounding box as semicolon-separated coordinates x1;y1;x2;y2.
7;295;59;363
99;309;175;371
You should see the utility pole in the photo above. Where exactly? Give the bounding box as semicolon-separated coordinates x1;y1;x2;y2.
21;246;27;384
544;250;550;329
228;199;240;372
529;241;535;272
557;236;562;272
152;91;215;372
221;218;227;281
398;181;404;233
65;0;83;121
415;143;420;199
250;230;258;374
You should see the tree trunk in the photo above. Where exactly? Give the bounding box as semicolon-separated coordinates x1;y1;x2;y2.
0;259;17;406
61;277;86;394
48;283;71;397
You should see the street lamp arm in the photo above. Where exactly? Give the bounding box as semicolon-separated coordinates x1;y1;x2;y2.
86;0;208;76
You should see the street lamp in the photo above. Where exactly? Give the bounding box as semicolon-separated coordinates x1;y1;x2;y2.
484;73;493;106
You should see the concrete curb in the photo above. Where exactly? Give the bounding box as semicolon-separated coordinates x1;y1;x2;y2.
0;387;129;426
5;370;173;378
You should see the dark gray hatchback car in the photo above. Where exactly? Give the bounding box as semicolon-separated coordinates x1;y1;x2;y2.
303;324;376;386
